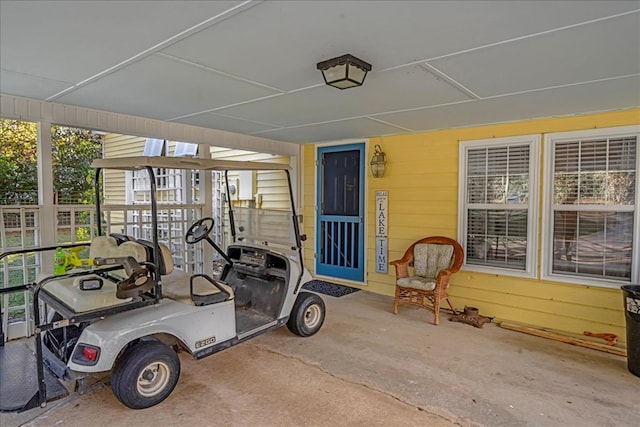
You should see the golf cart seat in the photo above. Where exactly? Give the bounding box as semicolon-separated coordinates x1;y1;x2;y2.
105;234;173;276
133;239;173;276
161;273;234;306
90;236;148;263
108;233;132;245
96;236;232;306
37;236;153;314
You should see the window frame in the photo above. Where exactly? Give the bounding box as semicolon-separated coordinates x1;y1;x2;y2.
458;134;540;278
541;125;640;288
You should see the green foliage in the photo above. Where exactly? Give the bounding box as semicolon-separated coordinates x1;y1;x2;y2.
76;226;91;241
0;120;38;203
0;119;103;205
52;126;103;203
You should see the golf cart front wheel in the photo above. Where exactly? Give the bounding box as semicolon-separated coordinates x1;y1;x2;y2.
111;340;180;409
287;292;326;337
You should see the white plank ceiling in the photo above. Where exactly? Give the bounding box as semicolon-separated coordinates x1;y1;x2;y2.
1;0;639;144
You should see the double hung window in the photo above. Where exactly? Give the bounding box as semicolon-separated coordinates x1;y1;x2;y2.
543;126;639;286
459;126;639;287
458;135;540;277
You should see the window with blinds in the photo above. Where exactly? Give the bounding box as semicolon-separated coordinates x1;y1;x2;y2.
546;128;638;284
459;135;540;276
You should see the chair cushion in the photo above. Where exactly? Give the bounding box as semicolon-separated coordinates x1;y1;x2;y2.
397;276;436;291
414;243;453;279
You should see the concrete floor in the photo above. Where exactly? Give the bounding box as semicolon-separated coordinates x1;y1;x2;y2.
2;291;638;426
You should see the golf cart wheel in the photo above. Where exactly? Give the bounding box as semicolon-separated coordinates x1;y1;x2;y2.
111;340;180;409
287;292;326;337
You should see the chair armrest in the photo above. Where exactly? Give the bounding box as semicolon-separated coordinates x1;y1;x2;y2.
436;268;454;279
434;269;454;291
390;259;410;279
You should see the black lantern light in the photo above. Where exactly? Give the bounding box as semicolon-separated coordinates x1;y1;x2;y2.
317;54;372;90
370;144;386;178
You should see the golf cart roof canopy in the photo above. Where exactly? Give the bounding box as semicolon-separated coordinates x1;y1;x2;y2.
92;156;291;171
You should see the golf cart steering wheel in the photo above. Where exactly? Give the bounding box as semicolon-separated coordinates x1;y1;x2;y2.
185;217;215;244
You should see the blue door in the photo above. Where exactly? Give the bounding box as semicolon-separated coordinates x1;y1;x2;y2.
316;144;365;282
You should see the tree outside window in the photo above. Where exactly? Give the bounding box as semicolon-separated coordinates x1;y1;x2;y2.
0;119;103;205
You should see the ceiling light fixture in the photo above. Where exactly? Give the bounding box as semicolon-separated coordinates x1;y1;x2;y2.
317;54;372;90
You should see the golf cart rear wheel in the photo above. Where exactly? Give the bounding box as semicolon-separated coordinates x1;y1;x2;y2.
111;341;180;409
287;292;325;337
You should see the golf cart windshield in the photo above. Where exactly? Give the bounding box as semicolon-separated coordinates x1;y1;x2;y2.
233;207;297;249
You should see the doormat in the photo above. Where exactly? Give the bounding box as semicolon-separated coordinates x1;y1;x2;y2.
302;280;360;297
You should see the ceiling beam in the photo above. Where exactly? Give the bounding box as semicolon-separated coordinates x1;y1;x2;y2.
0;93;300;156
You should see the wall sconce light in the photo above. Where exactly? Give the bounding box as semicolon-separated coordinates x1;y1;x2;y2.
317;54;372;90
370;144;387;178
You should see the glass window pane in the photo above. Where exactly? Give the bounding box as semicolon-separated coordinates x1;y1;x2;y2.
507;174;529;204
466;209;527;270
578;172;606;204
606;172;636;205
487;147;508;175
555;142;580;173
554;173;579;205
467;176;486;203
551;134;637;282
467;144;530;206
609;137;637;171
143;138;165;156
486;176;507;203
322;150;360;216
552;211;632;280
467;149;487;175
508;145;530;174
579;139;608;171
554;137;637;206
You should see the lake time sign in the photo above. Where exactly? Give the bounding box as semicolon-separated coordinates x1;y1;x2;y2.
375;191;388;273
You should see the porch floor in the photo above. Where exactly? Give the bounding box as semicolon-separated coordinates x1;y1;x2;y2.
2;291;637;426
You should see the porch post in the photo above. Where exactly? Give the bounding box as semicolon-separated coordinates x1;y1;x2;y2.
37;121;55;274
200;144;214;272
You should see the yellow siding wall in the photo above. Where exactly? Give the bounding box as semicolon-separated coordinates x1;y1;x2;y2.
102;134;146;233
303;109;640;342
102;134;146;205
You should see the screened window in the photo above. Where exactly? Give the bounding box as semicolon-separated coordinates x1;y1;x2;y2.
458;135;540;276
543;126;639;286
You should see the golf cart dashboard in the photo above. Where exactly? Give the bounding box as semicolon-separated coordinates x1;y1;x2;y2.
239;250;266;267
228;246;288;279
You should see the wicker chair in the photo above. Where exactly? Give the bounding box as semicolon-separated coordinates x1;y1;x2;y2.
390;236;463;325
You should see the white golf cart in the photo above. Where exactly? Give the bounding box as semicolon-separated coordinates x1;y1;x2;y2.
0;156;325;411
